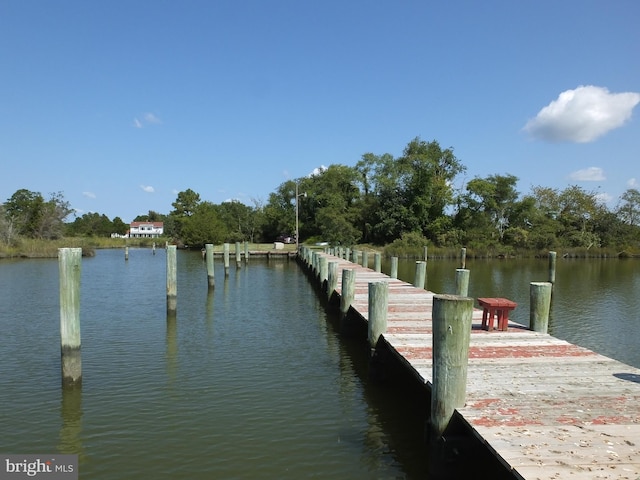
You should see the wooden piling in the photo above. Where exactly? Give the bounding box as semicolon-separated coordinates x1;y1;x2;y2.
319;256;329;288
368;282;388;350
424;245;428;261
414;261;426;289
374;252;382;273
530;281;552;333
460;247;467;269
166;245;177;312
362;251;369;269
223;243;230;276
152;242;156;255
345;247;351;261
430;294;474;440
390;257;398;279
327;261;338;300
205;243;215;289
244;241;250;262
125;246;129;261
340;269;356;316
235;242;242;268
455;268;470;297
59;247;82;387
548;251;557;285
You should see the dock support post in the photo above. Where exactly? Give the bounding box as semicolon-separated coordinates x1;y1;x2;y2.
530;281;552;333
125;246;129;261
414;261;426;289
424;245;428;261
390;257;398;279
455;269;470;297
205;243;215;289
345;247;350;261
460;247;467;269
362;251;369;269
431;294;473;440
368;282;388;351
235;242;242;268
223;243;230;276
327;261;338;300
319;256;329;290
374;253;382;273
166;245;177;313
59;247;82;387
548;251;556;285
245;241;250;262
340;269;356;317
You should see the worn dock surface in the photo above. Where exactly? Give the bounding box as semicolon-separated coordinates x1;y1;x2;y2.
313;252;640;480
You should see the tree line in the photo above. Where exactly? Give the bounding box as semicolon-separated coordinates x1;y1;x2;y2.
3;137;640;253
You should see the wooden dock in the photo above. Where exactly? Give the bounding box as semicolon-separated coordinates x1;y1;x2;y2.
307;251;640;480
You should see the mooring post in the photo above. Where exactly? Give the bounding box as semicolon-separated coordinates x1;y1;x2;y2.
430;294;474;441
152;242;156;255
59;247;82;387
327;261;338;300
362;251;369;269
244;241;250;262
235;242;241;268
223;243;230;276
125;246;129;261
352;249;359;264
166;245;177;313
205;243;215;289
319;256;329;290
414;261;426;289
344;247;350;261
424;245;428;261
460;247;467;269
368;281;389;352
455;268;470;297
390;256;398;279
530;281;552;333
374;253;382;273
340;269;356;317
548;251;557;285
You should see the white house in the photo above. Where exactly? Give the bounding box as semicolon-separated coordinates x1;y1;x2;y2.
129;221;164;238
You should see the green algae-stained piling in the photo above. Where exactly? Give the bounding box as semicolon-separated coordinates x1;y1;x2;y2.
374;253;382;273
304;251;640;479
166;245;177;312
235;242;242;268
340;268;356;317
455;268;470;297
223;243;230;276
430;294;473;440
390;256;398;279
414;261;426;289
368;281;388;350
205;243;215;289
58;247;82;387
125;246;129;261
530;281;552;333
244;241;249;262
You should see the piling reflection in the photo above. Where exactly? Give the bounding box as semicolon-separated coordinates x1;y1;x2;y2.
58;386;84;460
166;311;178;385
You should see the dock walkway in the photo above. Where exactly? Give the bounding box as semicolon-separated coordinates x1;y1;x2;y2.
311;252;640;480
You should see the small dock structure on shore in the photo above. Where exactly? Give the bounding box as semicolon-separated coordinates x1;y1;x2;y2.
301;249;640;479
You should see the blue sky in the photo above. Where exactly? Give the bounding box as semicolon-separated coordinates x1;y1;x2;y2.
1;1;638;223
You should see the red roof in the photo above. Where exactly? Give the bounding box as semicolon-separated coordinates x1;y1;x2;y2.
130;222;164;227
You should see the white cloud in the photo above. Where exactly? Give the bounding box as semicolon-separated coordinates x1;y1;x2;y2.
568;167;605;181
628;178;637;188
82;191;96;199
524;85;640;143
133;112;162;128
140;185;155;193
310;165;327;176
595;192;613;204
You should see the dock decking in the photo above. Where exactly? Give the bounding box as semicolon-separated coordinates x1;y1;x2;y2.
312;252;640;480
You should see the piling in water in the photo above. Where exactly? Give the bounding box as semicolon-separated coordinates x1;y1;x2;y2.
340;269;356;317
460;247;467;269
235;242;242;268
430;294;473;441
205;243;215;289
548;251;557;285
125;246;129;261
390;257;398;279
223;243;230;277
166;245;177;312
327;261;338;300
59;247;82;387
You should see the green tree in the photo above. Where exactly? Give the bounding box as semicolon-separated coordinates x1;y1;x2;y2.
617;188;640;226
180;201;227;246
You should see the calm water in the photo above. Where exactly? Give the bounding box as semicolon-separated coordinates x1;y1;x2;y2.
0;249;428;479
1;251;639;479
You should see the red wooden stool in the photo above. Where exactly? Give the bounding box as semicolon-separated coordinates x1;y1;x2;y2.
477;297;517;331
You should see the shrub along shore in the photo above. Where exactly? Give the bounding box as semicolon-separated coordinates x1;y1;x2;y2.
0;237;636;260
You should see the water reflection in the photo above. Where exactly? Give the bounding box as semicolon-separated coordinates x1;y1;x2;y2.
58;387;84;460
166;311;178;385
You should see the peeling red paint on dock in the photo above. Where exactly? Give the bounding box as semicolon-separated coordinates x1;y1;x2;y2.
314;252;640;480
